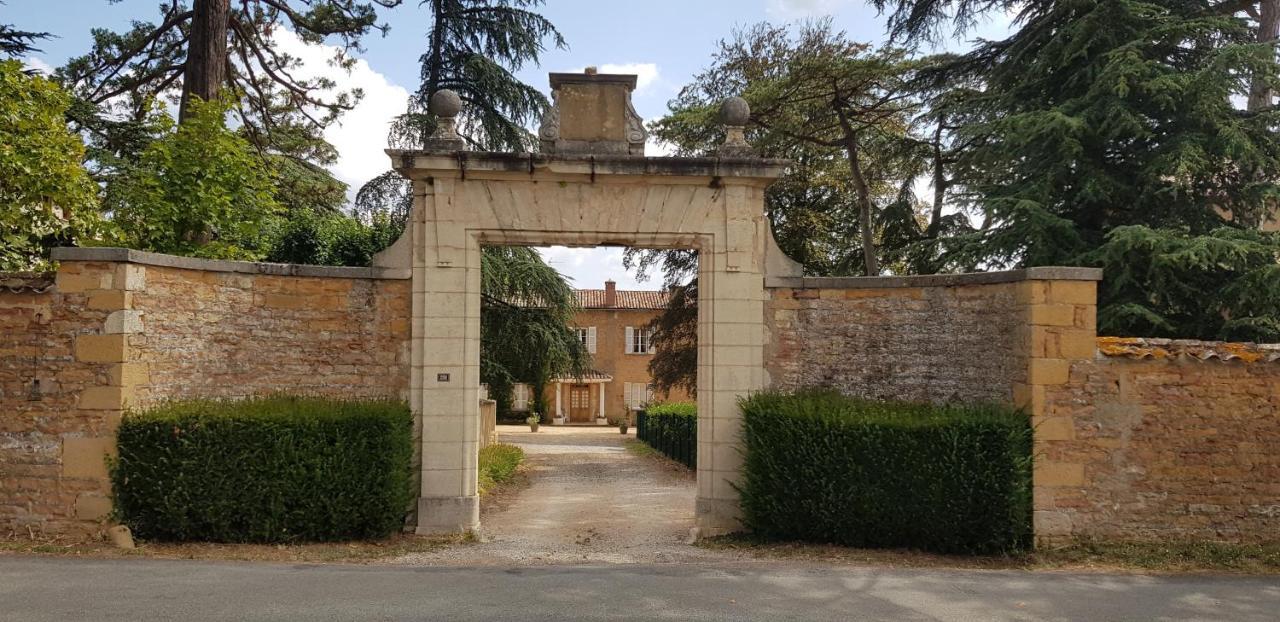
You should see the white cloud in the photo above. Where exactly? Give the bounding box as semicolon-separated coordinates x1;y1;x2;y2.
269;29;410;198
766;0;852;18
537;246;650;290
565;62;661;95
23;57;53;76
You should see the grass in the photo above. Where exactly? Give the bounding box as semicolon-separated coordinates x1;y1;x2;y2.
0;532;462;564
698;534;1280;574
478;442;524;495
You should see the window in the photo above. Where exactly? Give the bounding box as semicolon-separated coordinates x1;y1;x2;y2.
511;383;531;411
625;382;655;410
574;326;597;354
624;326;652;354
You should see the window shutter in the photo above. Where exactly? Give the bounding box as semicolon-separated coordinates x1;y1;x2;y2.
587;326;597;354
624;326;635;354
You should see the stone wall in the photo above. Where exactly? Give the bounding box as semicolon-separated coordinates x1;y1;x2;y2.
764;269;1100;405
1036;338;1280;543
0;249;410;537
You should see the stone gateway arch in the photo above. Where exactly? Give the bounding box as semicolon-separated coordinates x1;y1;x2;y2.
375;71;798;536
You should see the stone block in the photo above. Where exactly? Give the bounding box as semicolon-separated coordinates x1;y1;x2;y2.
259;293;308;310
75;334;128;363
1034;461;1086;487
1028;358;1071;385
103;310;144;334
115;264;146;291
74;494;113;521
62;437;117;479
1049;280;1096;305
1028;304;1076;327
108;363;150;388
78;386;132;410
1015;281;1050;305
1033;416;1075;441
1054;329;1097;359
86;289;132;310
56;270;112;293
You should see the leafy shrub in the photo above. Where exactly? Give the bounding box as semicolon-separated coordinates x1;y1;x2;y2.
112;396;413;543
740;390;1032;555
478;443;524;494
637;402;697;468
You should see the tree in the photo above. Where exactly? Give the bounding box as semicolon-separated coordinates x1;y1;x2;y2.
59;0;401;200
105;96;280;259
872;0;1280;340
355;0;565;223
481;247;589;418
0;60;102;271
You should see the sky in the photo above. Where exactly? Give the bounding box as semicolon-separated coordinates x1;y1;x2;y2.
6;0;1010;290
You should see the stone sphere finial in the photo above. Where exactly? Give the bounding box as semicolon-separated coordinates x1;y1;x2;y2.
720;96;750;127
429;89;462;118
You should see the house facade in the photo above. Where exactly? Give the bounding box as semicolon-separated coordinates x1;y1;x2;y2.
509;280;691;424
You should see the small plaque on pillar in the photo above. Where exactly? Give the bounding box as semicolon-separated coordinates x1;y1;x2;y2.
437;373;451;382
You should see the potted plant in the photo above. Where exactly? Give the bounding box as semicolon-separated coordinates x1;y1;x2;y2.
527;413;540;433
618;417;629;435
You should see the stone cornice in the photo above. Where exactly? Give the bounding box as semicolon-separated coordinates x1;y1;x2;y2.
386;149;791;183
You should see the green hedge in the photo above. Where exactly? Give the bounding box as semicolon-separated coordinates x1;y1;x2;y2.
740;390;1032;555
112;396;413;543
637;402;697;468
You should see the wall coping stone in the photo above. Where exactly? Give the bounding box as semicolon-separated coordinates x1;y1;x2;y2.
764;267;1103;290
51;247;411;280
1097;336;1280;363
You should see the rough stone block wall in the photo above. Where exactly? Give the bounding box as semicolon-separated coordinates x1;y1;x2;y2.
1037;338;1280;543
764;278;1030;404
1;252;410;537
130;265;410;404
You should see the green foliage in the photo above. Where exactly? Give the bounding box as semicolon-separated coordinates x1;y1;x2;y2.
478;443;524;494
637;402;697;468
480;246;590;412
1092;226;1280;341
105;97;281;259
111;396;413;543
0;60;101;270
389;0;565;152
739;390;1032;555
263;208;400;267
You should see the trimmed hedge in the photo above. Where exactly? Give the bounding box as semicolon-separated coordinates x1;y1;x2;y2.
637;402;697;468
112;396;413;543
740;390;1032;555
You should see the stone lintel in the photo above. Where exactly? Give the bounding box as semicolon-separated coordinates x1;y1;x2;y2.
51;247;410;280
764;267;1104;290
386;149;791;183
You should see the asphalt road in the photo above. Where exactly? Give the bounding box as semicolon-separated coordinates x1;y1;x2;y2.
2;556;1278;621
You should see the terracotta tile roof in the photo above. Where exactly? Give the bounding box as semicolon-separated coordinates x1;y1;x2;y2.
1097;337;1280;364
574;289;669;310
0;272;55;294
552;369;614;382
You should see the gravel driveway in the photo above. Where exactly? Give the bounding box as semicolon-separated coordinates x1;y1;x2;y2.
394;425;723;566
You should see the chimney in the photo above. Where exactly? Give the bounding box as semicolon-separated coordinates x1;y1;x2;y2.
604;280;617;308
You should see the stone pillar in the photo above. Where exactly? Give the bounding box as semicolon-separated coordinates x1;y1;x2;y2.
693;184;769;537
1011;271;1101;545
56;259;149;528
412;176;481;534
598;383;605;420
554;381;561;418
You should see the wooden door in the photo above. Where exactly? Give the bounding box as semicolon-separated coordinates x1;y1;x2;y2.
569;385;591;423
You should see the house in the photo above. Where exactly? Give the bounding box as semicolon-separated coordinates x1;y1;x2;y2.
509;280;691;424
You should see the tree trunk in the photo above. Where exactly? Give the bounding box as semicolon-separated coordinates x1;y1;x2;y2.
179;0;231;122
844;137;880;276
1250;0;1280;111
427;0;445;95
926;122;947;239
